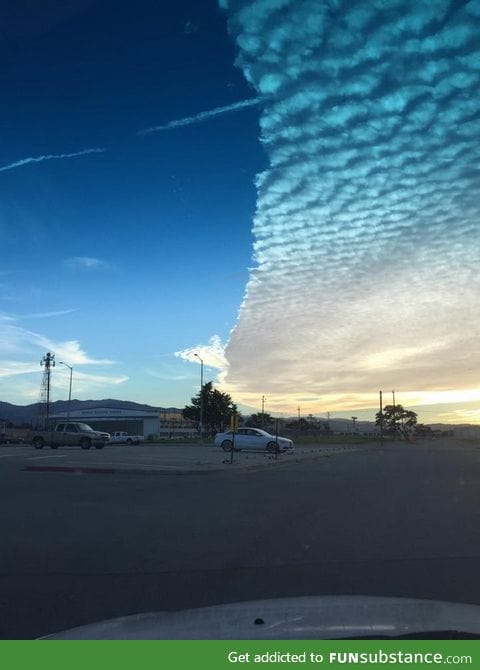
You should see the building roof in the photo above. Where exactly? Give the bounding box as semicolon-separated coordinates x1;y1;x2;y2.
50;407;159;419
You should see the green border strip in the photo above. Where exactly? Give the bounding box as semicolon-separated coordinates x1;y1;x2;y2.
1;640;478;670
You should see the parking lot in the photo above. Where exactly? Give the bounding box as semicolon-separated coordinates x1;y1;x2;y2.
0;440;371;475
1;437;479;638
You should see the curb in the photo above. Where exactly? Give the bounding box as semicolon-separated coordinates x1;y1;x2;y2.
24;465;115;475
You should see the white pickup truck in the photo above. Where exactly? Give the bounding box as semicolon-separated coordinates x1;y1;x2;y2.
109;431;144;445
31;422;110;450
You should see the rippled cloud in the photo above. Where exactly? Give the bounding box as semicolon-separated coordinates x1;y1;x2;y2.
220;0;480;415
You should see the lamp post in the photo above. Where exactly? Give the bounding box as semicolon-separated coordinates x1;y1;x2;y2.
379;390;384;446
351;416;358;433
392;389;396;440
261;395;266;428
194;353;204;439
59;362;73;421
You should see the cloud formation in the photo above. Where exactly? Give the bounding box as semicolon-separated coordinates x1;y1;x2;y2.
1;98;259;175
15;309;79;320
0;317;127;402
0;147;105;173
63;256;110;271
220;0;480;414
137;97;261;135
175;335;228;372
0;322;114;368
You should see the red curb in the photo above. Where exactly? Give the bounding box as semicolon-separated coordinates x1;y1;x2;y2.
24;466;115;474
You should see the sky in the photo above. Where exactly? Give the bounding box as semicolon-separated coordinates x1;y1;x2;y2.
1;0;479;425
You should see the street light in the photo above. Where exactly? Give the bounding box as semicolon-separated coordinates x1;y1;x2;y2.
194;353;204;440
351;416;358;433
59;362;73;421
392;389;396;440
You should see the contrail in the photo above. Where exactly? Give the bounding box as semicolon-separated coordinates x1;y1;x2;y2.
137;97;261;135
0;99;260;174
0;147;106;173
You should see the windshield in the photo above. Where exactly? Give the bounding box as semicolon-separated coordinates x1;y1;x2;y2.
1;0;479;641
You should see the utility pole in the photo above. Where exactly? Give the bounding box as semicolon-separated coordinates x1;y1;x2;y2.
392;389;396;440
261;395;266;428
297;405;301;421
194;353;204;440
379;390;384;447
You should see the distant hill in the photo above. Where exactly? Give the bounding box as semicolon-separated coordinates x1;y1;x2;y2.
0;399;181;425
2;400;477;432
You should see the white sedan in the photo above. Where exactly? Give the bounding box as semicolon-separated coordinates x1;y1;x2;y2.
214;427;294;453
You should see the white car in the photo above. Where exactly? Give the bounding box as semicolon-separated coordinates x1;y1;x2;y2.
214;427;294;453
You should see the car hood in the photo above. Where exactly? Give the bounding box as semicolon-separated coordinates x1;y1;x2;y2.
42;595;480;639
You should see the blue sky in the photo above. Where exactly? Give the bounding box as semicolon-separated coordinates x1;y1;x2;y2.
0;0;266;409
2;0;480;425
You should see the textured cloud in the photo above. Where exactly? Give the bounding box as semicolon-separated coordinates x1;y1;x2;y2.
138;97;260;135
0;147;105;173
220;0;480;413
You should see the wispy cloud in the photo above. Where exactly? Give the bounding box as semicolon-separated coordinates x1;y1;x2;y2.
184;20;199;35
15;308;79;320
0;147;105;173
57;368;129;388
145;369;191;382
220;0;480;415
137;97;261;135
0;320;127;402
0;323;114;367
175;335;228;372
63;256;110;271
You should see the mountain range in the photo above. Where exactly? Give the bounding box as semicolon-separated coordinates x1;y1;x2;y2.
0;399;179;425
0;399;477;433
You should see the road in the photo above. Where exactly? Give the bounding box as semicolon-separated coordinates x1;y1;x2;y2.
1;439;479;638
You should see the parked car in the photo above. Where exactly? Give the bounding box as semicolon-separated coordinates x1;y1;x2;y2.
214;428;294;453
0;433;25;445
109;431;144;445
30;422;110;450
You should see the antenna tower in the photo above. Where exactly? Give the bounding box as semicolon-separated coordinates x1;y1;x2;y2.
39;352;55;428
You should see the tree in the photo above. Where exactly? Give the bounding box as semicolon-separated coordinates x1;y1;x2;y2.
285;415;331;434
245;412;274;428
414;423;432;438
286;417;313;430
375;404;417;440
183;382;238;434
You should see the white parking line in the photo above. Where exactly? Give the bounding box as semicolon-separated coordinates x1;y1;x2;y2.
26;454;68;461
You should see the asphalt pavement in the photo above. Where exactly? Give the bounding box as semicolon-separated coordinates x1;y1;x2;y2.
0;441;371;474
1;438;479;638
